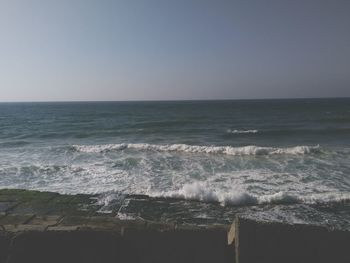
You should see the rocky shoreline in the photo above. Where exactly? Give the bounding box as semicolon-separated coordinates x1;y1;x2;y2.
0;189;349;263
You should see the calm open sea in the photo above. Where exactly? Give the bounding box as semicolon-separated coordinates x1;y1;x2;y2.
0;99;349;227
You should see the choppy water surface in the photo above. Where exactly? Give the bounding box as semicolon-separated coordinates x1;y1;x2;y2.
0;99;349;227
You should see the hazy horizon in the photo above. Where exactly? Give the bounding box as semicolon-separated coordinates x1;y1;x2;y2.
1;0;350;102
1;96;350;103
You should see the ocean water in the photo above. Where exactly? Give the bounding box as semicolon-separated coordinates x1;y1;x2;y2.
0;99;349;227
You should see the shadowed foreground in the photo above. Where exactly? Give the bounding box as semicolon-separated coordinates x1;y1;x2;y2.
0;189;349;263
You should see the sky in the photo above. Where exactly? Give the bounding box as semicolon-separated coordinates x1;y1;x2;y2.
0;0;350;101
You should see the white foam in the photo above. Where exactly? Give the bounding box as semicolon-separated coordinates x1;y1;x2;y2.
116;212;135;220
148;182;350;207
258;192;300;204
72;143;320;156
72;144;127;153
300;192;350;204
227;129;258;134
149;182;258;206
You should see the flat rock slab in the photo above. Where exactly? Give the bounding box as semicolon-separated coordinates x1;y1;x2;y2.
0;202;17;213
0;188;228;233
0;189;349;263
0;214;35;225
0;189;232;263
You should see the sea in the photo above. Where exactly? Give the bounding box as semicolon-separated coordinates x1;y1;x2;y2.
0;98;349;228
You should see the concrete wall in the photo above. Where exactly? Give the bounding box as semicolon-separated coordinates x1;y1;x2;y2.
0;227;233;263
1;215;350;263
233;217;350;263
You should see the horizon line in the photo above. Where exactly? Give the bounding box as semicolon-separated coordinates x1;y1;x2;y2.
0;96;349;103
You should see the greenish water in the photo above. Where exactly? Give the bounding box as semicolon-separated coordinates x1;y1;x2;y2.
0;99;349;226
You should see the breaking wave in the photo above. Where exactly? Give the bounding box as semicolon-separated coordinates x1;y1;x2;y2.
148;182;350;207
72;143;321;156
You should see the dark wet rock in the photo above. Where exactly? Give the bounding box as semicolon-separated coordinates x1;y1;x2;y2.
0;202;17;214
0;214;35;225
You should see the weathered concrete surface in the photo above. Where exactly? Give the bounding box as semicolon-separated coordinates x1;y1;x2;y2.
1;227;232;263
0;189;232;263
1;189;350;263
233;216;350;263
7;230;126;263
0;232;12;263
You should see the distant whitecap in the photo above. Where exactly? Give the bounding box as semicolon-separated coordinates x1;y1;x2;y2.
226;129;259;134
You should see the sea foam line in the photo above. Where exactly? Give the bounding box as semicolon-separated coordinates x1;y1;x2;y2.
148;182;350;207
72;143;320;156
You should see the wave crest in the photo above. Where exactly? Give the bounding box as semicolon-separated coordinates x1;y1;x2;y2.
151;182;258;206
72;143;321;156
148;182;350;207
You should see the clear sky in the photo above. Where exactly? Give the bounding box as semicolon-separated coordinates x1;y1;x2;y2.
1;0;349;101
